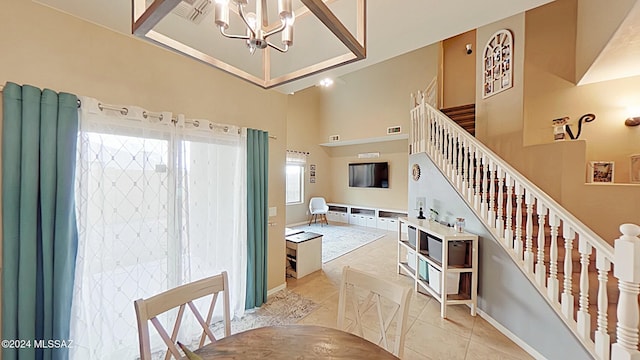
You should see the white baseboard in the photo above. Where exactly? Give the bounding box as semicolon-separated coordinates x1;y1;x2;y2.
286;221;309;227
476;308;547;360
267;283;287;297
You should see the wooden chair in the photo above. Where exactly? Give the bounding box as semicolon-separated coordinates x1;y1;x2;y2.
337;266;412;358
134;271;231;360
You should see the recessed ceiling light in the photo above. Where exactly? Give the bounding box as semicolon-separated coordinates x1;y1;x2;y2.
319;78;334;87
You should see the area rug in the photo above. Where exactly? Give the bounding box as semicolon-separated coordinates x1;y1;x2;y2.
211;289;318;338
293;223;387;263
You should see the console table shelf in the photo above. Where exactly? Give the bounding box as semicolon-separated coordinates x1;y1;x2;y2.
326;203;408;232
397;217;478;318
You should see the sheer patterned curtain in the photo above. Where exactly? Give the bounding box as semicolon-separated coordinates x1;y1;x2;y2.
70;97;246;359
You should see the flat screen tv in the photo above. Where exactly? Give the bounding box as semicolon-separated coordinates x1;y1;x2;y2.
349;162;389;188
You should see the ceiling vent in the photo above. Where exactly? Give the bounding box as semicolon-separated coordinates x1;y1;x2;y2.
172;0;212;24
328;135;341;142
387;126;401;135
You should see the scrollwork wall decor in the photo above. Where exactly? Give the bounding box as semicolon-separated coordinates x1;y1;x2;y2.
483;29;513;98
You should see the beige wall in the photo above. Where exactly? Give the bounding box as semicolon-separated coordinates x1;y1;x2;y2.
326;140;408;211
473;0;640;242
575;0;637;82
285;86;332;225
318;45;440;144
309;44;439;211
442;30;477;108
525;0;640;183
476;14;527;167
1;0;288;291
521;0;640;241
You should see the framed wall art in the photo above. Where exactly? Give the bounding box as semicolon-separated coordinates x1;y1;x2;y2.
482;29;513;99
588;161;615;183
630;154;640;183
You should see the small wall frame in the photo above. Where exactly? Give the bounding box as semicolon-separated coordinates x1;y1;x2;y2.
482;29;513;99
588;161;615;183
630;154;640;184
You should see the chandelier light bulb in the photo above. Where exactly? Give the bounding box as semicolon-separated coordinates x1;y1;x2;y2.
214;0;230;29
278;0;293;19
245;12;257;32
285;11;295;26
282;11;294;45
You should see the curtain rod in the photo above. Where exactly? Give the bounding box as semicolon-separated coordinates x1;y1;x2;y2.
0;85;278;138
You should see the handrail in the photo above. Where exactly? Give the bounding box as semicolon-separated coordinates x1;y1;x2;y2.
411;96;626;359
422;101;614;259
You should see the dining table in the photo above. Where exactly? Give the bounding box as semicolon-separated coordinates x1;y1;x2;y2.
193;324;400;359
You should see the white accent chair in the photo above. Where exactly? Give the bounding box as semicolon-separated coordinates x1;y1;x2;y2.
308;197;329;226
134;271;231;360
337;266;412;358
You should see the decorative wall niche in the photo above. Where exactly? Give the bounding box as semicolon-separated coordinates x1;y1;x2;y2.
482;29;513;99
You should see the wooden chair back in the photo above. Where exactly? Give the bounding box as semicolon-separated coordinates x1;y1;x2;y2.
337;266;411;358
134;271;231;360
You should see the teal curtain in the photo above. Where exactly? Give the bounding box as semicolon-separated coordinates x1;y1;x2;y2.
2;82;79;360
245;129;269;309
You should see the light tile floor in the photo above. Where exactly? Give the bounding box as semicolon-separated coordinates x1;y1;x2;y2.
286;228;534;360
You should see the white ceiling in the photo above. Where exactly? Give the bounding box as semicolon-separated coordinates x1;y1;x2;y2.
35;0;558;93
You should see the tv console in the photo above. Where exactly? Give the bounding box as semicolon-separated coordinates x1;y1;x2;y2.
326;203;408;232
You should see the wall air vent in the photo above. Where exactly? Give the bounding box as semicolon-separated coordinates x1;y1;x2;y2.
329;135;341;142
387;126;401;135
357;152;380;159
172;0;212;24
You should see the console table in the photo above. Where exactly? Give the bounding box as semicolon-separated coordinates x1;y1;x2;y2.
285;230;323;279
397;217;478;318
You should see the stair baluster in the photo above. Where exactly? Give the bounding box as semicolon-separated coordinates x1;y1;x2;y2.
547;212;560;301
474;150;481;211
461;139;468;197
488;160;496;227
561;224;575;319
481;156;489;220
535;204;548;286
447;125;454;178
595;253;611;360
514;183;524;260
577;238;593;340
524;192;534;271
496;166;505;239
467;146;478;206
504;175;514;249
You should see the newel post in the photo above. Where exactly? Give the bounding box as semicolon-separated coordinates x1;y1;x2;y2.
612;223;640;360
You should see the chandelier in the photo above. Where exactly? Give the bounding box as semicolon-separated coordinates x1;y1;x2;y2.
132;0;366;90
214;0;295;55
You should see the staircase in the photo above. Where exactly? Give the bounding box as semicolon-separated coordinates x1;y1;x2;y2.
409;96;640;360
440;104;475;136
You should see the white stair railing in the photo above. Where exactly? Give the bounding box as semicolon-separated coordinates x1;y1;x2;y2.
410;96;640;360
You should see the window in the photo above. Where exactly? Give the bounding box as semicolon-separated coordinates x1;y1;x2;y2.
286;164;304;204
285;150;308;205
71;102;248;359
